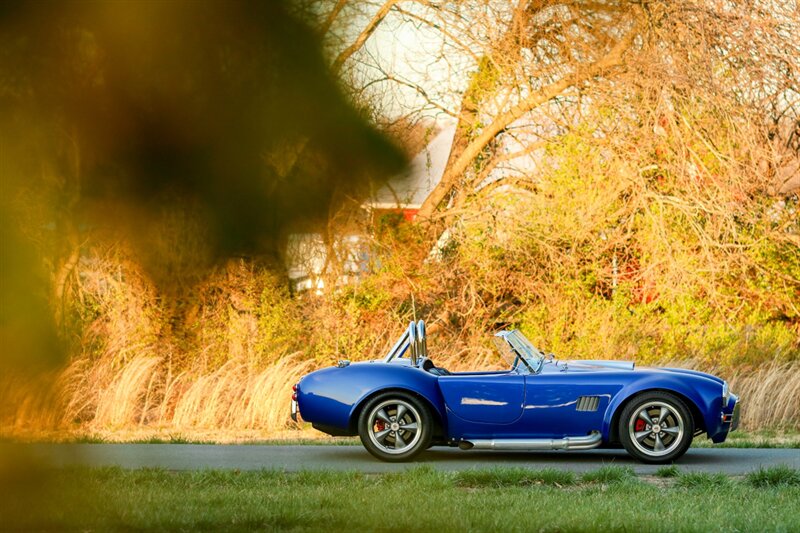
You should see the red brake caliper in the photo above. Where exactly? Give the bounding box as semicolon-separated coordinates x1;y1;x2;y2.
376;420;385;432
635;419;646;432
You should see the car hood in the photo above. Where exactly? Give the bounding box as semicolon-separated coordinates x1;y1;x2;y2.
557;360;635;371
543;360;724;383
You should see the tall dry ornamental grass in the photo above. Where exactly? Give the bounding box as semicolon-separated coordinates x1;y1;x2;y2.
2;354;314;436
714;362;800;430
3;350;799;438
1;240;798;439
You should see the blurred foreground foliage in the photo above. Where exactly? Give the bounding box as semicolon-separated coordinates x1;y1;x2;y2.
0;0;403;373
0;0;403;435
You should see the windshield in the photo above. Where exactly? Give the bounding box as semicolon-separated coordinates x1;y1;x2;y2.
493;330;545;374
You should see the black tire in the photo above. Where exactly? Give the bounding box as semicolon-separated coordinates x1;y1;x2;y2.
357;391;433;462
619;391;694;464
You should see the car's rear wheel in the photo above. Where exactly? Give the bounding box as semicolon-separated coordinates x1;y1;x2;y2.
358;392;432;462
619;391;694;464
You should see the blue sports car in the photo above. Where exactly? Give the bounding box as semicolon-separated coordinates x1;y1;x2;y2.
291;321;740;463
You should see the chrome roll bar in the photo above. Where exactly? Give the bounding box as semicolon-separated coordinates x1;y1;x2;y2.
416;319;427;358
408;321;418;364
384;319;428;365
384;329;409;362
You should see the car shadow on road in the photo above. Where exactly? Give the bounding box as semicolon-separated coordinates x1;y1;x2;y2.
312;446;741;468
419;448;742;465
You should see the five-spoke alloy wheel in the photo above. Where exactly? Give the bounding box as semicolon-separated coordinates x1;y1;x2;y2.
619;391;694;464
358;392;432;462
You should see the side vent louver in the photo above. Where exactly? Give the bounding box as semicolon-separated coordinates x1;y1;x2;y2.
576;396;600;412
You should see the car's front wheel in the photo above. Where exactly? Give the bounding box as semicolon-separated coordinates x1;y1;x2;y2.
358;392;432;462
619;391;694;464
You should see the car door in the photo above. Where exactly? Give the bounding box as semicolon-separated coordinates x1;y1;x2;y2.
437;372;525;426
520;372;619;437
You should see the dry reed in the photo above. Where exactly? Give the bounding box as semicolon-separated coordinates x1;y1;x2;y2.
1;353;315;437
2;353;798;439
712;362;800;430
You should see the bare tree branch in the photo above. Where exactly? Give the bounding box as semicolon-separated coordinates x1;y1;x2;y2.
331;0;399;74
418;18;640;219
319;0;348;36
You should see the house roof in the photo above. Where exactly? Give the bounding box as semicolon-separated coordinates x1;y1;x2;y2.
367;120;456;210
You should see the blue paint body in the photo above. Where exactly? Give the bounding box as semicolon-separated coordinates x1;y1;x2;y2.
296;357;738;446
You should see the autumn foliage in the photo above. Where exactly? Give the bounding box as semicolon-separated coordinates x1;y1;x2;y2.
1;0;798;438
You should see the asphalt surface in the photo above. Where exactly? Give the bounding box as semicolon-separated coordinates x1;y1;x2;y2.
3;444;798;475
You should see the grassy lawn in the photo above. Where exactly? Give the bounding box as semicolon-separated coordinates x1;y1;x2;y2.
2;465;798;532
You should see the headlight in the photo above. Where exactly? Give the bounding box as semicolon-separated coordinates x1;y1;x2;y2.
721;381;730;406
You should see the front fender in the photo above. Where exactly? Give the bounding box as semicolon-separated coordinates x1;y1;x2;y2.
297;362;446;433
601;373;722;441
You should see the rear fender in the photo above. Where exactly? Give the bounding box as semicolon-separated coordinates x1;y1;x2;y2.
298;363;446;433
348;386;447;435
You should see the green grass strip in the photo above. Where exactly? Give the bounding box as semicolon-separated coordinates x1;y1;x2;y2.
746;464;800;487
580;465;635;484
675;471;732;489
655;464;680;478
454;467;576;487
2;465;799;531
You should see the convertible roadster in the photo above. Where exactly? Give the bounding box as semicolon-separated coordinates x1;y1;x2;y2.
291;321;740;463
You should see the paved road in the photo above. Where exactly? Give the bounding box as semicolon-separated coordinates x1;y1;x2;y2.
3;444;798;474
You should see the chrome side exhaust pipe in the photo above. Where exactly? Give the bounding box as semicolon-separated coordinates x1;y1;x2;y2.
459;431;602;451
